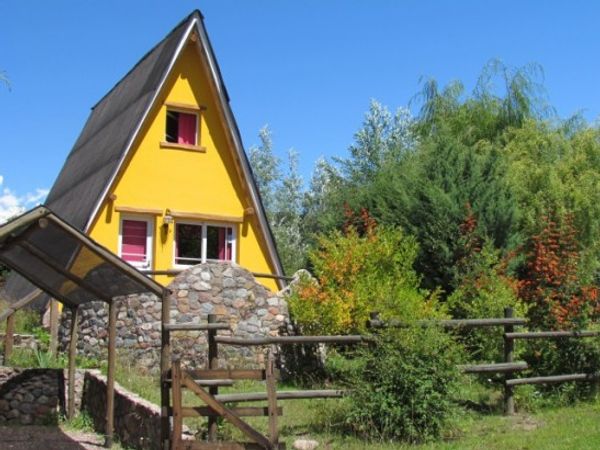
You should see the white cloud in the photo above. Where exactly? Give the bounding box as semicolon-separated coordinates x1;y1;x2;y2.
0;176;49;224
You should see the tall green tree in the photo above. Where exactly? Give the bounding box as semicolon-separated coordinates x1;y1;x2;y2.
248;126;307;274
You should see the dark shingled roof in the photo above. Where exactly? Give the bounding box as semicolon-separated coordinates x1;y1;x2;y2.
3;10;283;304
46;13;194;230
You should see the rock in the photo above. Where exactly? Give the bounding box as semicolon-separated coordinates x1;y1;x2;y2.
200;271;212;281
192;281;211;291
233;299;246;309
293;439;319;450
222;277;236;288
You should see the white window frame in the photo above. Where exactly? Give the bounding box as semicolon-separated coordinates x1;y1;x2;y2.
118;215;154;270
173;220;237;269
166;108;199;146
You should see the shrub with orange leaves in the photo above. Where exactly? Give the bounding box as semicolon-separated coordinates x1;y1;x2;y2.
288;210;440;335
518;213;600;330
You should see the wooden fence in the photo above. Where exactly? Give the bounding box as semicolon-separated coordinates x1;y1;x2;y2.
368;308;600;415
165;315;365;450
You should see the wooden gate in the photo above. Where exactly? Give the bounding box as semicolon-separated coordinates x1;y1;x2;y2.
169;349;282;450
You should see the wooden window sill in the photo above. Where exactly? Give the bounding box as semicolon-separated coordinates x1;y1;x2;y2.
160;141;206;152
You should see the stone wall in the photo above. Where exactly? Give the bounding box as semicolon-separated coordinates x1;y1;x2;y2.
59;262;292;370
81;371;163;450
0;368;64;425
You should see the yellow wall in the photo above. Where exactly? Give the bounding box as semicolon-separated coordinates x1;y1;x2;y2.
88;39;279;291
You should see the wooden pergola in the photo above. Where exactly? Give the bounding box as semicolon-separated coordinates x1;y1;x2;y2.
0;206;167;447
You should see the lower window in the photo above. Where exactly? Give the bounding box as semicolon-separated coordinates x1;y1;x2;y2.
175;222;235;266
119;217;153;269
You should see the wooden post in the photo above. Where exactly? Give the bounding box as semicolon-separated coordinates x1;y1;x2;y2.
67;306;79;420
160;290;171;450
49;299;59;358
207;313;219;441
4;313;15;363
266;346;279;447
504;307;515;415
171;359;183;449
105;300;117;448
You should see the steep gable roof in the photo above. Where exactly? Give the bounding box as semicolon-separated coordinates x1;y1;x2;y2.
45;12;194;230
3;10;284;302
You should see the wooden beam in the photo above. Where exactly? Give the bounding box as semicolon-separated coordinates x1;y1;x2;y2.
104;300;117;448
506;373;600;386
214;335;364;346
163;323;230;332
3;313;15;362
67;306;79;419
181;372;273;449
215;390;346;404
179;406;283;418
207;313;219;441
504;307;515;416
505;330;600;340
49;299;59;358
114;206;163;215
460;362;528;374
368;317;528;329
168;210;243;224
171;360;183;449
0;289;42;322
160;290;172;450
186;369;268;381
251;272;294;282
266;347;279;446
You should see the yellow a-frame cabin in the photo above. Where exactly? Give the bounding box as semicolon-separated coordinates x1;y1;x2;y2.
6;10;284;300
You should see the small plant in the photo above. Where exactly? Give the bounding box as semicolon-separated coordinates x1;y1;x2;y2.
61;411;95;432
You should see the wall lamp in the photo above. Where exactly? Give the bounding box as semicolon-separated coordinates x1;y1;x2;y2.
163;209;174;228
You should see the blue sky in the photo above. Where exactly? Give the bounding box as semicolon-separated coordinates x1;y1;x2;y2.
1;1;599;221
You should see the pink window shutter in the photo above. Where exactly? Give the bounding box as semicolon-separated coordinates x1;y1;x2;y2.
122;220;147;263
178;113;196;145
226;228;233;260
218;228;226;260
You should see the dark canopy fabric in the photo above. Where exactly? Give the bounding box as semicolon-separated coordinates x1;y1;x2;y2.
0;206;164;308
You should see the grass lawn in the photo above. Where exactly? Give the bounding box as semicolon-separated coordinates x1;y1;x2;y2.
113;360;600;450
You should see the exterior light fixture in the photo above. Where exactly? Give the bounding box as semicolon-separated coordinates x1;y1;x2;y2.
163;209;174;227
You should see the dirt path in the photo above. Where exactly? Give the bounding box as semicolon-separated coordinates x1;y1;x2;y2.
0;425;105;450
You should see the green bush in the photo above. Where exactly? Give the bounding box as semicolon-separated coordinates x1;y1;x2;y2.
340;327;463;443
288;223;441;335
447;242;525;362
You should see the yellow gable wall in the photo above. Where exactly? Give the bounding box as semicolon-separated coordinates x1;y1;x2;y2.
88;40;279;291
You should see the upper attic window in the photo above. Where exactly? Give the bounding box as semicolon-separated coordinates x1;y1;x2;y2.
161;102;206;152
166;110;197;145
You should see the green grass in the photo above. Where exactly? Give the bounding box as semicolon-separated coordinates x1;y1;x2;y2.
111;361;600;449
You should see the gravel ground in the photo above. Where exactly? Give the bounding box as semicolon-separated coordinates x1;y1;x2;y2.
0;425;105;450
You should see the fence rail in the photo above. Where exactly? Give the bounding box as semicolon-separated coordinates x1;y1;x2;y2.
163;310;600;449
